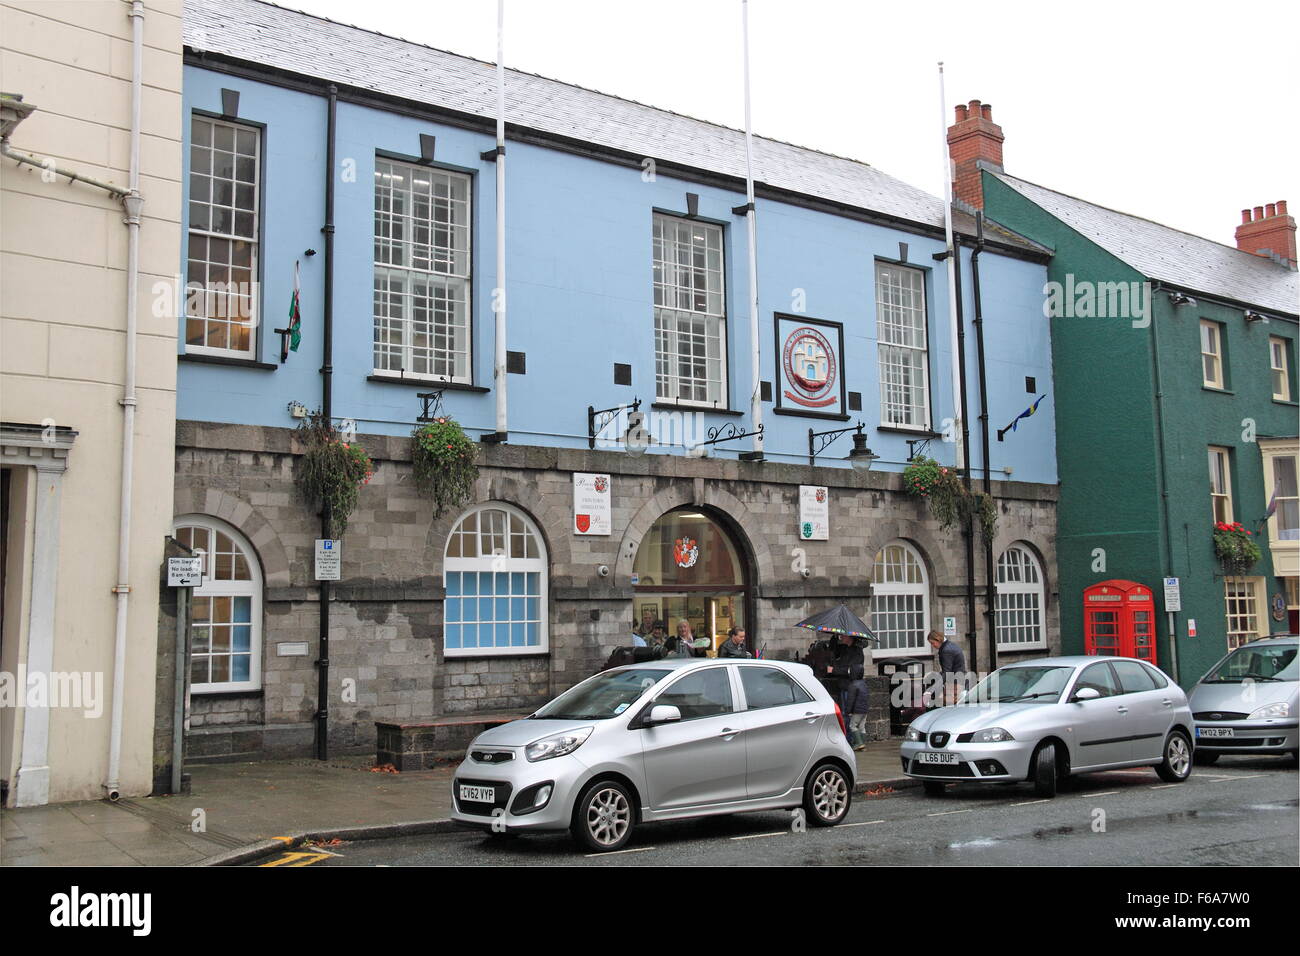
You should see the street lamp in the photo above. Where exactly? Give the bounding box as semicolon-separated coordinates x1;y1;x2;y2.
808;420;876;470
847;427;879;471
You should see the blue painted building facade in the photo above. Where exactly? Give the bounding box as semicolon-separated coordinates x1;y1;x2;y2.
162;0;1062;762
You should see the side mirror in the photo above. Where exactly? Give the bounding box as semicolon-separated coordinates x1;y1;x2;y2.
645;705;682;726
1073;687;1101;702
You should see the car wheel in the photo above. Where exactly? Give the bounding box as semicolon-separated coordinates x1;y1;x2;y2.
804;763;851;826
1031;742;1058;798
922;781;946;797
1193;750;1220;766
570;780;634;852
1154;730;1193;783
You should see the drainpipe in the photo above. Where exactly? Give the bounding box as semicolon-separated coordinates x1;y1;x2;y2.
1147;282;1179;682
970;213;997;671
741;0;763;460
315;84;338;761
491;0;508;441
105;0;145;802
953;237;977;675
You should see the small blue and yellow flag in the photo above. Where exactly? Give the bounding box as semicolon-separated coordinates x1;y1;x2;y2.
998;395;1047;441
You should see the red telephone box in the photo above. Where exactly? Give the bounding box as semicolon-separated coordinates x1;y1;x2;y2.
1083;580;1157;664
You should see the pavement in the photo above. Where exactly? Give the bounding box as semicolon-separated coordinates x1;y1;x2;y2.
0;741;910;866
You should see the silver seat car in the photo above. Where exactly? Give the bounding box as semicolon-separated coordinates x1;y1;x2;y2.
1188;635;1298;764
450;658;856;851
901;656;1193;798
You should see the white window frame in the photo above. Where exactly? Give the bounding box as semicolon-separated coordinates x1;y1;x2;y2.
1209;446;1233;524
443;503;549;658
1224;576;1266;651
173;515;263;694
1200;320;1223;389
185;114;260;359
869;540;930;658
1261;440;1299;547
995;543;1047;651
373;157;473;384
653;212;728;408
875;261;931;430
1270;336;1292;402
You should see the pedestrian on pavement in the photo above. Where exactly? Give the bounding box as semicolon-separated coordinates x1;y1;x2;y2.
928;629;967;706
825;633;869;749
717;626;753;659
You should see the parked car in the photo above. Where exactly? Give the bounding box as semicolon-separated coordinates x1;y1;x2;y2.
450;658;856;851
900;656;1193;797
1188;635;1298;764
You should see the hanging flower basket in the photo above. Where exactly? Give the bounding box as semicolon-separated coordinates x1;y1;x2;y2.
1213;521;1261;575
902;455;998;540
295;409;373;539
411;417;478;517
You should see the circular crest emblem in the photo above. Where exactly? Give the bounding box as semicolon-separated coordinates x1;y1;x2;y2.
782;327;837;407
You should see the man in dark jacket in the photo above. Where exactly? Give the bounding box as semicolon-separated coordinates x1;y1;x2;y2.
717;626;753;658
928;629;967;705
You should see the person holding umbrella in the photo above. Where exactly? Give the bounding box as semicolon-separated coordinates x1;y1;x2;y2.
825;633;869;750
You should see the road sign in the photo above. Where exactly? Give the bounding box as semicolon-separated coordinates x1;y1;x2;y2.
1163;577;1181;612
314;539;341;581
167;556;203;587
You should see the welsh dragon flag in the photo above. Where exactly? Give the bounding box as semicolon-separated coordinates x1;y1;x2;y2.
288;260;302;352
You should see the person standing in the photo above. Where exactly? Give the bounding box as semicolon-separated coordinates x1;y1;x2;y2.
928;629;967;706
718;626;753;659
825;633;869;749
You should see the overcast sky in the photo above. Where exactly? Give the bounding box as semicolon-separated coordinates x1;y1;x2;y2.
279;0;1297;247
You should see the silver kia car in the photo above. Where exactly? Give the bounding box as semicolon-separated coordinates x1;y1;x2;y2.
450;658;856;851
901;656;1193;797
1188;635;1298;764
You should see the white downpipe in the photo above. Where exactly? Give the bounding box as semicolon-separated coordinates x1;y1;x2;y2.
493;0;508;437
742;0;763;456
937;62;965;470
106;0;145;800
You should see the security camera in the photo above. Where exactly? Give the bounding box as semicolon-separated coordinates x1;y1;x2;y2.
800;567;812;579
597;565;610;577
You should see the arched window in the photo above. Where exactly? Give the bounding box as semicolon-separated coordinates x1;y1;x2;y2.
173;516;262;693
444;503;548;656
996;544;1047;650
870;540;929;656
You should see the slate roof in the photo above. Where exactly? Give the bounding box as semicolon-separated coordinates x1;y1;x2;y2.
994;173;1298;316
182;0;1044;253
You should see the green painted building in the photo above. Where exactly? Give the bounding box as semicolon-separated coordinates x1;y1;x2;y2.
979;172;1298;685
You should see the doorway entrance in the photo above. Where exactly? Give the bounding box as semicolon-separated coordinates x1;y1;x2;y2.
632;508;750;656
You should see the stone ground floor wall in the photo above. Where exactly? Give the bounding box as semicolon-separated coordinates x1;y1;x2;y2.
156;421;1060;771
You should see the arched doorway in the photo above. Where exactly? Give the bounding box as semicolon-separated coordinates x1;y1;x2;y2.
632;507;751;655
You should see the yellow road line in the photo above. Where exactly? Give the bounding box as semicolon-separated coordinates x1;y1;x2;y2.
260;851;332;867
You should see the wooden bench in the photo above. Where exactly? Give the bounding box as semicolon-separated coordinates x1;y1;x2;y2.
376;710;531;771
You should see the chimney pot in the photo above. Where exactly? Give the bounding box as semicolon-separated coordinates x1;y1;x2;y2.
1255;206;1265;220
1279;200;1289;216
955;104;969;122
1266;203;1277;218
981;103;993;121
968;99;982;114
1241;209;1252;224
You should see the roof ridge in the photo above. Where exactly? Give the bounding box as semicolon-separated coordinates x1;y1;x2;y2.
995;171;1280;265
217;0;885;174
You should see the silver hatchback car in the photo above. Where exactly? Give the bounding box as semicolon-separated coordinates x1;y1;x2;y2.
451;658;856;851
1188;635;1298;764
901;656;1194;797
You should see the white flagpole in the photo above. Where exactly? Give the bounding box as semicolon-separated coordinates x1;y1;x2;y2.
938;62;964;469
493;0;508;438
742;0;763;458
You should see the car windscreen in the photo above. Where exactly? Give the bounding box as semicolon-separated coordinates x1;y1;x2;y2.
531;668;671;720
1202;644;1298;683
963;666;1073;704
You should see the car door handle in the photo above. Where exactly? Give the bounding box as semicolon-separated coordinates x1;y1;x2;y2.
1116;706;1129;715
804;711;819;722
1161;699;1173;707
719;727;741;738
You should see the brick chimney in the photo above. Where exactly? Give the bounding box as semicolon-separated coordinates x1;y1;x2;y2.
1235;202;1297;269
946;99;1004;211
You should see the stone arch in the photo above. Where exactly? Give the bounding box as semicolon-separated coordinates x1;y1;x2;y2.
423;476;573;578
172;487;290;587
862;514;957;590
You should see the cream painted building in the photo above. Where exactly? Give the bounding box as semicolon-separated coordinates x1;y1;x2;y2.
1;0;181;805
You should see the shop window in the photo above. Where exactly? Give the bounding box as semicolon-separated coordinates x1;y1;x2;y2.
444;504;548;656
173;516;262;693
1224;576;1266;650
869;540;929;656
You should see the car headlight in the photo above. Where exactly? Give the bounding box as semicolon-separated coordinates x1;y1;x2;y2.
1248;702;1292;720
525;727;593;762
969;727;1015;743
906;725;925;742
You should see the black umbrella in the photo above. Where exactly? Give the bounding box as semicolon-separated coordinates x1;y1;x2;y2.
794;604;879;643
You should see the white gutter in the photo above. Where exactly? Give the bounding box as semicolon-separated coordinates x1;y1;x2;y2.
741;0;763;458
106;0;145;800
937;62;965;470
492;0;508;438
